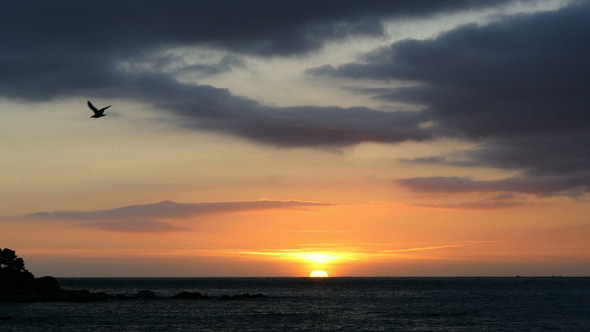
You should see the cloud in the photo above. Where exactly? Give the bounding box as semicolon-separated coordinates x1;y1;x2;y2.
2;60;432;146
397;175;590;196
312;2;590;144
408;201;524;210
125;74;431;146
122;52;247;78
1;0;441;148
1;2;519;147
19;200;329;221
2;1;588;195
311;2;590;194
179;54;247;77
400;155;481;167
9;200;330;233
206;105;430;147
378;244;466;253
0;1;520;57
84;219;190;233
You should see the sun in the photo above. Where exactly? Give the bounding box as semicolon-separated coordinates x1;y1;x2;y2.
309;270;329;278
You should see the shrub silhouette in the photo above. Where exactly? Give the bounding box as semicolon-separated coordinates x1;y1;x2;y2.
1;248;28;273
0;248;35;290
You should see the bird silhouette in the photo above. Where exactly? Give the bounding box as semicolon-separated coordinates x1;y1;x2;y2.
87;101;110;118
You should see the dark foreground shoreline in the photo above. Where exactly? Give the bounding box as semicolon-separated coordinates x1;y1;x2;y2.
1;275;267;302
2;248;268;303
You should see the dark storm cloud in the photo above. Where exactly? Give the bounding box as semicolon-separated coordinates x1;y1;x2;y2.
312;2;590;194
7;200;329;233
0;1;520;57
214;106;430;147
99;70;432;146
3;1;513;145
2;1;587;195
314;6;590;142
1;53;432;146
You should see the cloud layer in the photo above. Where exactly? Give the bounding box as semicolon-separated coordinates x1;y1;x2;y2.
312;2;590;195
2;1;588;196
398;175;590;196
11;200;329;233
1;1;519;57
0;1;524;147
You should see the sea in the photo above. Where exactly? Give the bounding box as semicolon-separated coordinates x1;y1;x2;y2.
1;277;589;331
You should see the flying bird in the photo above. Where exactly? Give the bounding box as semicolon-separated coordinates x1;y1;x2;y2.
87;101;110;118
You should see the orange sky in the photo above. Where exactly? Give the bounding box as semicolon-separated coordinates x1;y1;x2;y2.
3;197;589;276
1;1;589;277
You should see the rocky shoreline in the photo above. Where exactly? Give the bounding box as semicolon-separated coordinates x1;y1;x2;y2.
1;248;267;303
2;275;268;302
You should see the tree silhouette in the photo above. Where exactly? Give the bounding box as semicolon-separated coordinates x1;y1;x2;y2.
0;248;35;291
0;248;28;273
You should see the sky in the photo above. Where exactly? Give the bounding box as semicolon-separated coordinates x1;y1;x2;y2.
1;0;589;277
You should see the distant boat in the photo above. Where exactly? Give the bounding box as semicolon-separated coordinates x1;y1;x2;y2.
87;101;110;118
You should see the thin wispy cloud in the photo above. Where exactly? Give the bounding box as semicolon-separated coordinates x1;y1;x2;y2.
407;201;524;210
378;244;466;253
397;175;590;196
84;219;190;233
7;200;330;233
236;241;488;261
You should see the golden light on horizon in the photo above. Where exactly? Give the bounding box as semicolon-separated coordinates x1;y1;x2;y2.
237;250;359;276
310;270;329;278
296;252;341;264
238;250;359;263
232;243;482;276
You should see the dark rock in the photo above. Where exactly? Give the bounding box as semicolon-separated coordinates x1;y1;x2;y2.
34;276;60;293
0;316;14;320
132;290;157;299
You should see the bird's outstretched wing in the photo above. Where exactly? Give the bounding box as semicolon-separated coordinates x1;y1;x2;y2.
87;101;98;112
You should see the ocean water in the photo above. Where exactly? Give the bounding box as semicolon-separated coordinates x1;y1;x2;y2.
1;277;589;331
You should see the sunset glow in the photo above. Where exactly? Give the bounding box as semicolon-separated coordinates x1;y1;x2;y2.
2;1;590;277
310;270;329;278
